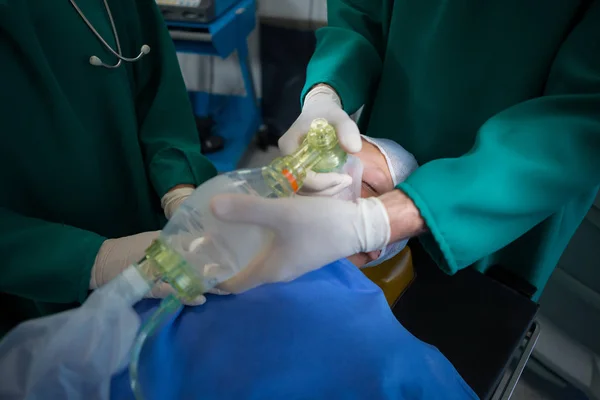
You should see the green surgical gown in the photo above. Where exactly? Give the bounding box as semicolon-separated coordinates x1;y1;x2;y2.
304;0;600;299
0;0;217;332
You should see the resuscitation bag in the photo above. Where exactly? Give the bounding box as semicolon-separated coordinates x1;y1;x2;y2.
0;277;141;400
110;259;478;400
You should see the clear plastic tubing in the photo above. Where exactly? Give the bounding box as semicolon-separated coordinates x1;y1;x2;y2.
129;295;182;400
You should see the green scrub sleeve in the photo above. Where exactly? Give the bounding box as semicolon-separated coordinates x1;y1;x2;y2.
0;207;105;304
134;0;217;198
301;0;386;114
398;3;600;275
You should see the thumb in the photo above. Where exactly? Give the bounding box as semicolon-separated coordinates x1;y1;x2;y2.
330;109;362;154
299;171;353;195
206;287;230;296
278;125;303;156
147;282;207;306
210;194;281;229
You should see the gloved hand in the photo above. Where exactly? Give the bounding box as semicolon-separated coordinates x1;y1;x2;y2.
278;84;362;196
210;194;391;293
162;186;195;219
90;231;206;306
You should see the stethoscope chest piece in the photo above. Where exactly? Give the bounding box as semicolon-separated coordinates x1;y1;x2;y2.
69;0;151;69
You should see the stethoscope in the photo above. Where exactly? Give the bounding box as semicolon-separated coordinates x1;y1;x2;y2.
69;0;151;68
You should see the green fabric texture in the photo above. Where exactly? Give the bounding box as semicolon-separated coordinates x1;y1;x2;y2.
0;0;217;331
304;0;600;299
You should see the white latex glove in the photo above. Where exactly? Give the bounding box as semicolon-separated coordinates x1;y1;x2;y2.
210;194;391;293
161;187;195;219
90;231;206;306
278;84;362;196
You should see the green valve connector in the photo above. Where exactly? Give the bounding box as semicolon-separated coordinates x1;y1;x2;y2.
263;118;347;197
135;119;346;301
137;239;208;303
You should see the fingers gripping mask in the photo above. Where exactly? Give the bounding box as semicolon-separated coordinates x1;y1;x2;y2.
359;136;419;268
330;153;412;269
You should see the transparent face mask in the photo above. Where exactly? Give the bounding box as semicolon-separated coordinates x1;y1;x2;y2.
362;238;409;268
332;155;408;268
362;136;420;268
333;155;364;202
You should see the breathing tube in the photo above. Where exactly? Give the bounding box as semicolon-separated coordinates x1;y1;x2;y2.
118;239;208;400
129;295;183;400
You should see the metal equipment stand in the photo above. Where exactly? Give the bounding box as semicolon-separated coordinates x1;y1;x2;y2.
165;0;261;172
491;320;541;400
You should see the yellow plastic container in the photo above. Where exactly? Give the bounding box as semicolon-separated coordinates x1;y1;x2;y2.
362;246;415;307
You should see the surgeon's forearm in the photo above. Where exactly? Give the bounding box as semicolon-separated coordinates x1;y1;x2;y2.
0;207;105;304
302;0;385;114
134;0;217;197
379;190;427;242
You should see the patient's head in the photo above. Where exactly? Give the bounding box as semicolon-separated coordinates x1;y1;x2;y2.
345;136;418;267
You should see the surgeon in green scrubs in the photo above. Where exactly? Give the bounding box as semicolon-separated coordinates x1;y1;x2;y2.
0;0;217;333
213;0;600;301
